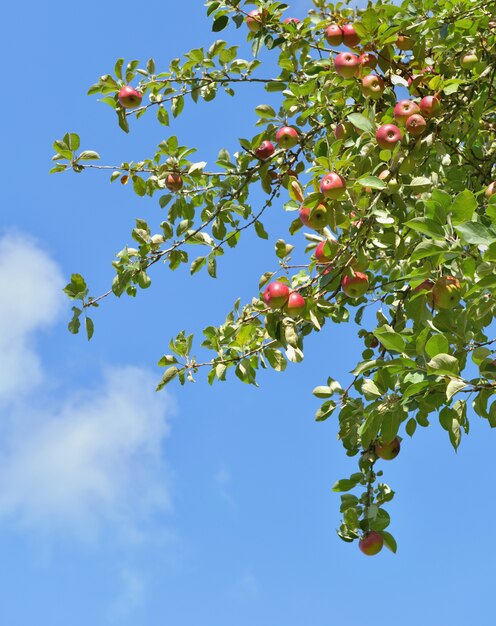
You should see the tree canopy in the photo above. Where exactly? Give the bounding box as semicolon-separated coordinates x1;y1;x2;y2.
53;0;496;555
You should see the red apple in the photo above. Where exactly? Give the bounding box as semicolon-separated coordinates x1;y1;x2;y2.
361;74;385;99
276;126;299;149
420;95;441;117
334;52;360;78
320;172;347;200
315;239;338;263
432;275;461;309
299;204;329;230
376;124;402;150
334;121;354;140
359;531;383;556
375;437;401;460
405;113;427;136
166;173;183;191
342;272;369;298
342;24;360;47
394;100;420;123
283;17;300;24
118;85;143;109
263;281;290;309
255;140;275;160
396;34;414;50
325;23;343;46
284;292;306;317
358;52;377;70
246;9;263;32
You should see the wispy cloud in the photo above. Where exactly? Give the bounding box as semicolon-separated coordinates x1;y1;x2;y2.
0;234;174;538
106;568;147;623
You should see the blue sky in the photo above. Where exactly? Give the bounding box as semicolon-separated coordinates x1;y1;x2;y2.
1;1;495;625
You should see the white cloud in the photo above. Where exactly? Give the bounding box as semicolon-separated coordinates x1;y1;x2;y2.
0;234;174;537
0;234;64;403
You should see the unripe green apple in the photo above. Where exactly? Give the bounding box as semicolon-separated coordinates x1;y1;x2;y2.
375;437;401;460
460;52;478;70
359;531;383;556
432;275;461;309
263;281;290;309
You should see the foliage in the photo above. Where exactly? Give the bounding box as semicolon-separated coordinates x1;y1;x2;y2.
53;0;496;553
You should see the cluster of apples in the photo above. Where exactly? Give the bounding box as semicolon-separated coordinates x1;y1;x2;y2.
262;281;306;317
245;9;300;31
414;275;462;309
358;436;401;556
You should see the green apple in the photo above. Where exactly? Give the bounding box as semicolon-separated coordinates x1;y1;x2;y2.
375;437;401;460
432;275;461;309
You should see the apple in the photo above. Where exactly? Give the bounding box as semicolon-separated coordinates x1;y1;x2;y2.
359;531;383;556
299;204;329;230
413;279;434;304
320;172;347;200
166;173;183;191
376;124;402;150
405;113;427;136
394;100;420;123
325;23;343;46
485;182;496;198
461;52;478;69
283;17;300;24
263;281;290;309
396;34;414;50
276;126;299;149
246;9;263;32
255;140;275;160
334;52;360;78
118;85;143;109
358;52;377;70
432;275;461;309
420;95;441;117
315;239;338;263
342;24;360;47
375;437;401;460
284;292;306;317
361;74;385;99
334;121;354;140
342;272;369;298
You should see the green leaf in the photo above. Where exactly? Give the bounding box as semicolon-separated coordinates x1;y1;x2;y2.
404;218;445;238
78;150;100;161
450;189;477;225
427;354;459;377
212;15;229;32
85;317;94;340
156;366;180;390
446;379;466;401
63;274;88;299
254;220;269;239
356;176;386;190
255;104;276;118
425;334;449;358
454;222;495;246
347;113;373;133
373;326;406;353
312;386;333;398
381;531;397;553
